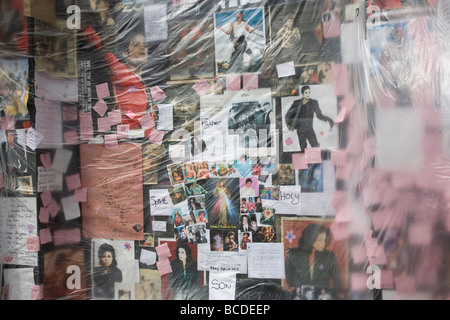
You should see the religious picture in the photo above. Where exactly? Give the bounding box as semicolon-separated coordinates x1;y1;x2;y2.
203;178;240;229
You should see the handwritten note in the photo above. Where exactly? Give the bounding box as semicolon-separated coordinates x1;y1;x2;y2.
149;189;173;216
247;243;285;279
37;167;63;192
276;61;296;78
209;271;236;300
80;143;144;240
0;197;38;266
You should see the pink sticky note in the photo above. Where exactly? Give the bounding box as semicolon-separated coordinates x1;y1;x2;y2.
65;173;82;191
31;284;43;300
292;153;308;170
80;112;94;141
62;105;78;122
155;242;172;259
150;86;167;101
350;273;367;292
93;98;108;117
242;74;258;91
97;117;111;132
126;110;136;119
53;228;81;246
394;275;417;295
39;228;52;244
330;222;350;241
192;78;211;96
330;150;347;167
64;129;79;145
104;134;118;149
305;147;322;164
156;258;173;276
96;82;110;99
377;270;395;289
148;129;165;145
334;106;346;124
40;189;53;208
0;116;15;130
39;207;50;224
116;124;130;139
350;244;367;265
47;199;61;218
340;93;356;111
323;20;341;38
332;64;349;96
40;153;52;169
74;187;88;203
408;222;432;245
27;236;40;252
139;113;155;131
226;74;241;91
108;109;122;126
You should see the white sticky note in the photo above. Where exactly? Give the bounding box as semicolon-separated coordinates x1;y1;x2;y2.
139;249;157;266
276;61;296;78
152;220;167;232
209;271;236;300
52;148;73;173
157;104;173;131
61;196;81;220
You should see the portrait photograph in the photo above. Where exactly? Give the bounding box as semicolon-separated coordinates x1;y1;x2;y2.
281;83;338;153
91;239;136;300
268;2;323;66
168;162;186;185
214;7;266;75
135;269;161;300
169;184;187;205
158;239;204;300
280;217;349;300
167;17;215;81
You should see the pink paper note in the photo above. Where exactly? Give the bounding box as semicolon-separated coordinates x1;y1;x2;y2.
155;242;172;259
394;275;417;295
330;222;350;241
39;207;50;224
150;86;167;101
126;110;136;119
323;20;341;38
65;173;82;191
330;150;347;167
93;98;108;117
116;124;130;139
305;147;322;164
97;117;111;132
408;222;432;245
340;93;356;111
139;113;155;131
96;82;110;99
39;228;52;244
40;189;53;208
62;105;78;122
27;236;40;252
47;199;61;218
334;106;347;124
331;64;349;96
63;129;79;145
104;134;118;149
80;112;94;141
292;153;308;170
31;284;44;300
108;109;122;126
0;116;15;130
74;187;88;203
242;74;258;91
156;258;173;276
226;74;241;91
350;244;367;265
192;78;211;96
350;273;367;292
40;153;52;169
148;129;165;145
53;228;81;246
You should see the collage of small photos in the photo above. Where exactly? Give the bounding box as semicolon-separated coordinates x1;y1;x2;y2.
1;0;446;302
